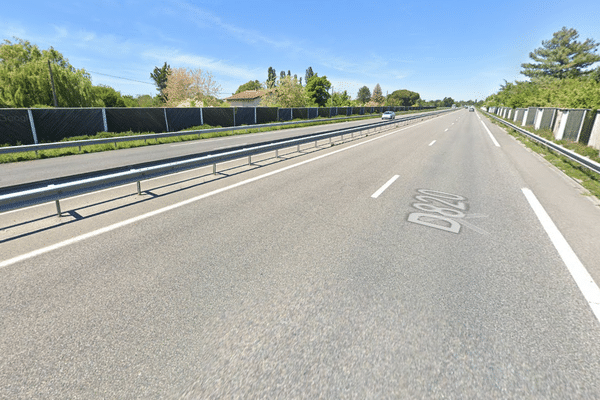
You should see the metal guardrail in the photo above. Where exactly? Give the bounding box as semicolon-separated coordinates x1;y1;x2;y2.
0;112;410;155
484;112;600;175
0;109;453;216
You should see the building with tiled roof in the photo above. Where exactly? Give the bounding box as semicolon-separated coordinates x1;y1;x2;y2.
224;90;269;107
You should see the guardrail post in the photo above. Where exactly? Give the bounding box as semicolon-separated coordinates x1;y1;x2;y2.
137;181;142;195
213;163;217;174
55;200;62;217
275;149;279;158
248;155;251;165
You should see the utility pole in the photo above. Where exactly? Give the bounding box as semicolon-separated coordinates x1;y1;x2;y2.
48;60;58;107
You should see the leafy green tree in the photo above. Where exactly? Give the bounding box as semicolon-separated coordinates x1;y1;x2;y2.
280;71;286;80
521;27;600;79
0;38;96;107
591;66;600;82
305;67;314;85
371;83;385;105
92;85;126;107
235;80;263;94
356;86;371;104
386;89;420;106
327;90;352;107
134;94;155;107
150;62;171;102
442;97;455;107
121;95;138;107
267;67;276;89
305;75;331;107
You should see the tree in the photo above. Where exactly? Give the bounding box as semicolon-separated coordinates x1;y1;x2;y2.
261;75;307;107
0;38;95;107
280;71;286;80
150;62;171;102
521;27;600;79
356;86;371;104
92;85;126;107
305;75;331;107
386;89;420;106
267;67;277;89
235;80;263;94
163;67;222;107
371;83;384;104
305;67;315;85
442;96;455;107
327;90;352;107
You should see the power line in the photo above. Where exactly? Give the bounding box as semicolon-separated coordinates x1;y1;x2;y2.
88;71;155;86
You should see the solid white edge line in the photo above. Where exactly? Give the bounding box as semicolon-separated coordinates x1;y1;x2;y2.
371;175;400;198
1;120;432;269
429;140;436;146
522;188;600;322
480;120;501;147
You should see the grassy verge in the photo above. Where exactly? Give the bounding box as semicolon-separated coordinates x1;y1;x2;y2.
0;112;400;164
486;114;600;199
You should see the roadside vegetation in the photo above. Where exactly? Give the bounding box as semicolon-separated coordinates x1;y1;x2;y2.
485;27;600;110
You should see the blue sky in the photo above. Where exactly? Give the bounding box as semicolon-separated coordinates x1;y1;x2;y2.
2;0;600;102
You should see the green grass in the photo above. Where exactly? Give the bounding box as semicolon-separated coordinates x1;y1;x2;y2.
487;115;600;199
0;112;401;164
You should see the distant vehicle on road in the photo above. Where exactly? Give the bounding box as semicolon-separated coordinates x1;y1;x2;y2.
382;111;396;120
469;106;475;112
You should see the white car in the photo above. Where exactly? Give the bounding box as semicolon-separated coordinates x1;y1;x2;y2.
382;111;396;120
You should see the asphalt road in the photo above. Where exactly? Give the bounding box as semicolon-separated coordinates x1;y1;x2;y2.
2;109;600;399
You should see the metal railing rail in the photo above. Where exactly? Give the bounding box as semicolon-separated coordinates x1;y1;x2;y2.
484;112;600;175
0;109;453;216
0;110;441;156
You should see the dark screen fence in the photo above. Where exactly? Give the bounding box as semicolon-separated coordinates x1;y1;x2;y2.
32;108;104;142
278;108;292;121
106;108;167;133
318;108;330;118
0;109;34;145
563;110;586;141
255;108;278;125
166;108;201;132
234;108;255;126
0;105;435;146
294;108;309;120
203;108;234;127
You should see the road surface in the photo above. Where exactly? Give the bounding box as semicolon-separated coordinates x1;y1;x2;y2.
1;109;600;398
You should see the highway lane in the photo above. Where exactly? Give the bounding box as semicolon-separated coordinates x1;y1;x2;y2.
1;109;600;398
